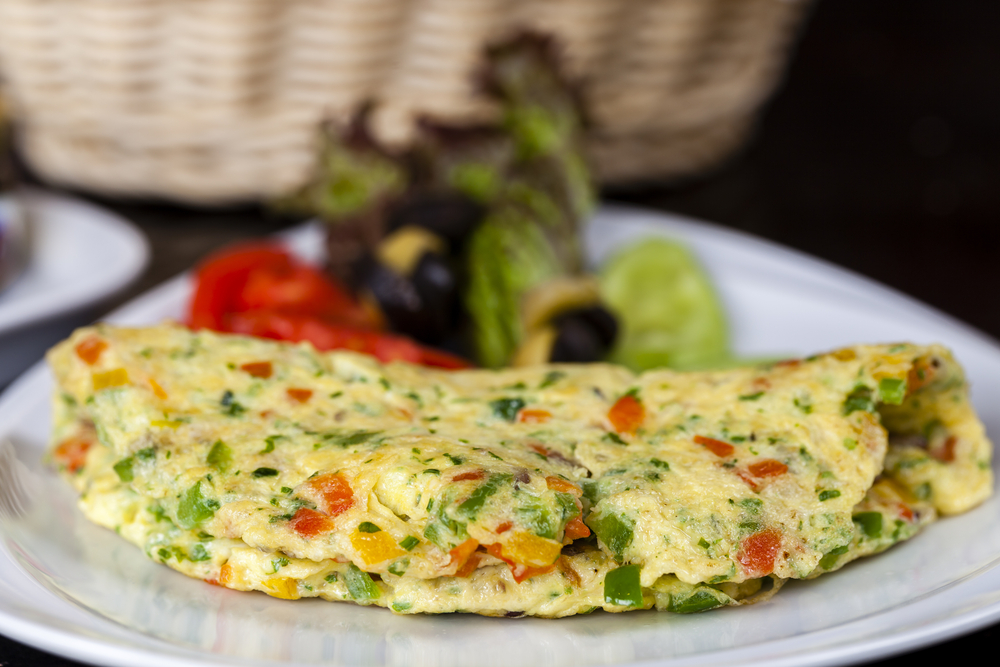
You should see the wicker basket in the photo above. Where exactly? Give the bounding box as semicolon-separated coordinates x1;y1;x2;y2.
0;0;809;205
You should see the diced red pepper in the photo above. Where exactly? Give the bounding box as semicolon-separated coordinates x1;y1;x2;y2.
608;394;644;435
289;507;337;538
286;388;313;403
485;543;557;583
896;503;915;522
695;435;735;457
930;436;957;463
303;473;354;517
748;459;788;477
52;435;93;473
563;515;591;541
240;361;273;378
737;529;782;577
452;470;486;482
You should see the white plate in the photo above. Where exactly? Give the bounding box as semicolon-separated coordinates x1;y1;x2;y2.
0;190;149;333
1;206;999;667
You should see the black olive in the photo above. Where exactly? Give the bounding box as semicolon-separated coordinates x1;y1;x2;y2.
549;306;618;363
386;192;485;248
573;306;618;348
355;252;459;345
411;252;460;344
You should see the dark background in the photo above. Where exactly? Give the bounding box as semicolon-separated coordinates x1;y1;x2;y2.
2;0;998;664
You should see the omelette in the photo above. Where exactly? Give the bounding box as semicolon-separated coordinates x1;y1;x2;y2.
47;325;992;616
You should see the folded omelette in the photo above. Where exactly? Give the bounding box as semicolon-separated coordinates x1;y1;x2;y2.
47;325;993;617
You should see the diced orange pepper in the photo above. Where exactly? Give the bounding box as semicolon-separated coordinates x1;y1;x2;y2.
352;530;405;565
289;508;337;538
748;459;788;477
518;409;551;424
896;503;915;522
286;388;313;403
449;539;480;572
240;361;273;378
219;562;235;586
545;476;581;496
92;368;129;391
608;394;644;435
694;435;734;457
486;543;558;583
563;515;591;541
149;378;168;400
261;577;300;600
737;529;782;577
75;337;108;365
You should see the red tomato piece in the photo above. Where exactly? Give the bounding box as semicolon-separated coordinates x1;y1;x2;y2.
930;436;957;462
188;243;292;331
694;435;735;457
75;336;107;365
896;502;915;522
748;459;789;477
495;521;513;534
608;394;644;435
304;473;354;517
226;310;471;369
240;361;273;378
289;508;337;538
286;388;313;403
737;529;782;577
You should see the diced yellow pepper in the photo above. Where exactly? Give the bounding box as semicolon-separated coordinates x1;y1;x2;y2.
261;577;300;600
92;368;129;391
351;530;405;565
502;532;563;568
150;420;183;429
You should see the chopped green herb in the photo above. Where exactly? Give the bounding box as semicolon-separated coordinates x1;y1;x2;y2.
207;440;233;472
878;377;907;405
818;544;850;570
739;392;765;401
252;467;279;478
490;397;526;422
843;385;875;415
602;432;627;445
843;438;858;450
818;489;841;501
589;512;635;563
603;564;643;608
177;481;220;529
650;459;670;470
136;447;156;462
220;390;246;417
539;370;565;389
113;457;135;482
444;454;464;466
358;522;381;533
457;474;511;519
189;544;211;562
399;536;420;551
668;589;725;614
343;564;380;601
387;558;409;576
853;511;883;538
794;397;813;414
391;601;412;612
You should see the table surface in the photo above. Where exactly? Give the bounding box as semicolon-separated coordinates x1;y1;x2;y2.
2;0;998;664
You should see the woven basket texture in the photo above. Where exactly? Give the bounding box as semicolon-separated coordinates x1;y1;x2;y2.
0;0;809;204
